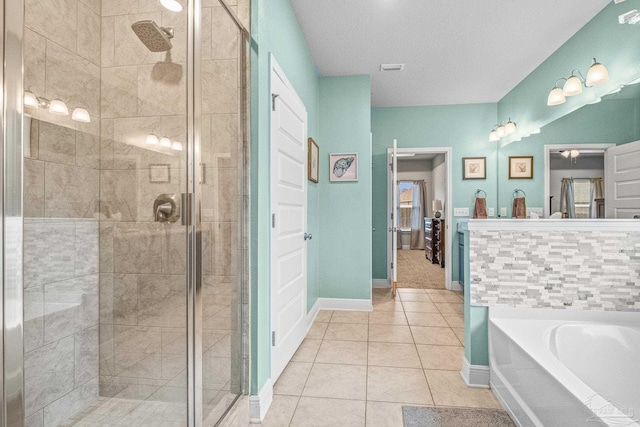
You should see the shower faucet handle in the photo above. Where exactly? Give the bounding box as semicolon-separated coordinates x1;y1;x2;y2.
154;194;180;223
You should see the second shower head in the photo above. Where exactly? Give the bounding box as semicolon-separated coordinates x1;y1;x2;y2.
131;20;174;52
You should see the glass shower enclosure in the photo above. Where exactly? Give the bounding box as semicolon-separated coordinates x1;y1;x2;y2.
1;0;249;425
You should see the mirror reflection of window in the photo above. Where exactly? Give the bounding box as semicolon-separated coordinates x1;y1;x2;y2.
572;179;591;218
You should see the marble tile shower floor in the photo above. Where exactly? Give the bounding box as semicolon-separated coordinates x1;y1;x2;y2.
260;288;501;427
59;390;237;427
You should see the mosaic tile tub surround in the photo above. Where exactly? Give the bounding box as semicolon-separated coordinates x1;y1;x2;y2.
470;230;640;311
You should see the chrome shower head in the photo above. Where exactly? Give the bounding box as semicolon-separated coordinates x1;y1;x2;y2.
131;20;174;52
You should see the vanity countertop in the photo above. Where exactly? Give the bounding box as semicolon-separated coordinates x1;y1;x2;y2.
457;218;640;232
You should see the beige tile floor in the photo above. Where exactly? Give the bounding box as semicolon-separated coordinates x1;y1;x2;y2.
261;288;501;426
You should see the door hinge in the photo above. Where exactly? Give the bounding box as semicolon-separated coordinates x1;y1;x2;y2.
272;331;276;346
391;262;394;269
272;213;276;228
272;93;279;111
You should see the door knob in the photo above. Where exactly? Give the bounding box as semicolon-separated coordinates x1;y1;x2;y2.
304;232;313;241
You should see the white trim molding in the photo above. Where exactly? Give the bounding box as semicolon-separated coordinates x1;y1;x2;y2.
249;378;273;422
317;298;373;312
460;357;490;388
449;281;463;291
372;279;390;289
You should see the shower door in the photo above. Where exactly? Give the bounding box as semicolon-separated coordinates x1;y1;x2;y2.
1;0;248;425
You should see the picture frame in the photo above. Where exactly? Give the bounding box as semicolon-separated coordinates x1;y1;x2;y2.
308;138;319;183
462;157;486;180
149;164;170;183
509;156;534;179
329;153;358;182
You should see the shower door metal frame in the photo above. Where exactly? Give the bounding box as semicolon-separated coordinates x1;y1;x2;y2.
188;0;250;425
2;0;24;426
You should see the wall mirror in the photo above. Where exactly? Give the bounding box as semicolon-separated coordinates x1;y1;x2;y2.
496;75;640;219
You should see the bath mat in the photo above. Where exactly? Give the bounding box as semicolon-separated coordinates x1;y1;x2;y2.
402;406;515;427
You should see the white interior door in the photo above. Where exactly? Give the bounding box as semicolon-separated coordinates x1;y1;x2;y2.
605;140;640;218
391;140;398;297
270;56;308;382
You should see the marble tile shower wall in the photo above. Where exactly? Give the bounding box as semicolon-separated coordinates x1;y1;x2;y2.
470;230;640;311
23;0;102;426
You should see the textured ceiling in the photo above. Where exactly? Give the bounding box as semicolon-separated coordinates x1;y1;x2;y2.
290;0;610;107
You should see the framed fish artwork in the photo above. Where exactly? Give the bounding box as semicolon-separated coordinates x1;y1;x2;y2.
329;153;358;182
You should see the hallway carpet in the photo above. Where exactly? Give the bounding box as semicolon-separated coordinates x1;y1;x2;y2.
397;249;445;289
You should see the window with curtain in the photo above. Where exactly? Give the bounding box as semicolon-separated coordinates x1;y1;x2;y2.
398;181;413;229
573;179;591;218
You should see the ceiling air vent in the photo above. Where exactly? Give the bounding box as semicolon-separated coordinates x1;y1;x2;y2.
380;64;404;71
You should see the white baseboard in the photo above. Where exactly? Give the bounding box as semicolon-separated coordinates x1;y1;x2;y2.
460;357;490;388
249;378;273;422
401;245;410;250
372;279;390;288
448;280;463;291
317;297;372;312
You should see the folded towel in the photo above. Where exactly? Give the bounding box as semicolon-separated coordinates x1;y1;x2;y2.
473;197;487;219
512;197;527;219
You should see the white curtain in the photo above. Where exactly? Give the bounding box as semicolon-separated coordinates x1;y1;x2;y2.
560;178;575;218
589;178;603;218
410;181;427;250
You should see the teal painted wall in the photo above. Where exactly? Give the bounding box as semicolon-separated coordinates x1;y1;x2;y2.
250;0;320;394
319;76;373;300
371;104;498;283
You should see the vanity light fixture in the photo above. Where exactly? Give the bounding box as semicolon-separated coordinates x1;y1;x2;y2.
161;0;182;12
505;118;517;135
489;128;499;142
563;72;584;96
48;99;69;116
71;108;91;123
586;58;609;87
171;141;183;151
146;134;160;145
24;91;39;108
496;124;506;138
547;59;609;106
159;137;172;148
547;80;567;106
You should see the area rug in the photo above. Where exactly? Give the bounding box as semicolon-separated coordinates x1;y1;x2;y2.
402;406;515;427
397;249;445;289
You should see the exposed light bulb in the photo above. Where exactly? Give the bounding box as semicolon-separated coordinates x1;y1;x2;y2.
570;150;580;158
48;99;69;115
563;75;583;96
161;0;182;12
146;134;159;145
24;91;39;108
159;137;172;148
547;87;566;106
561;150;571;158
171;141;183;151
496;125;506;138
505;119;517;135
71;108;91;123
586;59;609;87
489;130;499;142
